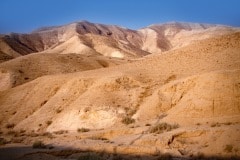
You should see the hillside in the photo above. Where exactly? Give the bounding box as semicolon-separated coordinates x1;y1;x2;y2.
0;28;239;160
0;21;238;60
0;52;127;91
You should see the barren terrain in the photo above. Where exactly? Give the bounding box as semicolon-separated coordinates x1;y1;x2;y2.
0;21;239;160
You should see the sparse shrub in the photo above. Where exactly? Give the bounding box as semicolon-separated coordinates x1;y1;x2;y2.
11;137;24;143
223;122;232;125
19;129;26;133
41;132;54;139
28;132;39;137
7;130;18;136
78;153;102;160
156;153;172;160
106;31;112;36
12;111;17;115
56;108;62;113
196;123;201;126
0;138;8;145
18;70;24;73
211;123;216;127
5;123;15;129
203;144;209;148
210;122;221;127
127;109;137;116
121;117;135;125
41;132;51;136
32;140;46;149
53;130;68;135
84;107;90;112
90;136;108;141
46;120;52;126
196;152;205;159
77;128;90;133
224;144;233;153
164;75;177;84
112;155;122;160
149;123;179;134
145;123;151;126
40;100;48;106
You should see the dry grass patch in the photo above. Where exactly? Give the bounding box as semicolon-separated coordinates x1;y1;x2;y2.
7;130;26;137
0;138;8;145
210;122;221;127
149;123;179;134
28;132;39;137
121;117;135;125
78;153;102;160
7;130;18;136
5;123;15;129
11;111;17;115
40;132;55;139
88;136;111;142
56;108;62;113
77;128;90;133
19;129;26;133
32;140;47;149
53;130;68;135
224;144;233;153
223;122;232;125
11;137;24;143
164;74;177;84
46;120;52;126
126;109;137;116
40;100;48;106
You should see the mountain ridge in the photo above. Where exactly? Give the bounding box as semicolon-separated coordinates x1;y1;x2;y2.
0;21;239;60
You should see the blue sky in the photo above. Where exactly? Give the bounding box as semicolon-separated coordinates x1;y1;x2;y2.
0;0;240;33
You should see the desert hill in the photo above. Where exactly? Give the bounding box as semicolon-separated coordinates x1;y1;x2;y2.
0;21;238;90
0;27;240;159
0;52;127;91
0;21;238;60
0;21;240;159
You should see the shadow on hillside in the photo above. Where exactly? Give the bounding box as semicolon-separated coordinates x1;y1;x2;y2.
0;145;239;160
